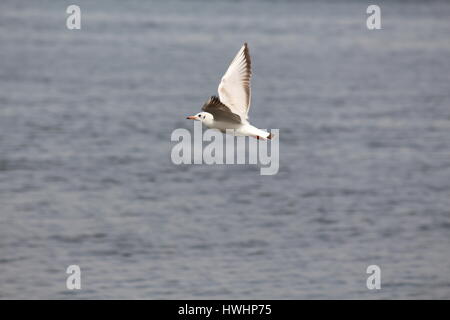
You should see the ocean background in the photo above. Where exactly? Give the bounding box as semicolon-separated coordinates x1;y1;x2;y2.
0;0;449;299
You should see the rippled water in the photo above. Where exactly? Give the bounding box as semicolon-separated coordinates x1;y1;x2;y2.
1;0;450;299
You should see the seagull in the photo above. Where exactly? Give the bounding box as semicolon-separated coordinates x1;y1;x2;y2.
187;43;273;140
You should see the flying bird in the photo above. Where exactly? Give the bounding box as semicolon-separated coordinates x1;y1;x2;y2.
187;43;273;140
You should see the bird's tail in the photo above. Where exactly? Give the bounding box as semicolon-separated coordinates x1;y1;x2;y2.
247;125;274;140
257;131;274;140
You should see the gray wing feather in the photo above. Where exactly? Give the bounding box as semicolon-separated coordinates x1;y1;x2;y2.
202;96;242;124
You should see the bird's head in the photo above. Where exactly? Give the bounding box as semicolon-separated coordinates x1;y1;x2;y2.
186;112;213;124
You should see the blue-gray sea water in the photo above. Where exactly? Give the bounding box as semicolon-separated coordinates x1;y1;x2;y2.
1;0;450;299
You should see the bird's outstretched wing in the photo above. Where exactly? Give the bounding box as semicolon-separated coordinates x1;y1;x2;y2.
217;43;252;123
202;96;242;124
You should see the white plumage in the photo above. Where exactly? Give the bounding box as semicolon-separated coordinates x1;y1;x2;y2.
187;43;273;140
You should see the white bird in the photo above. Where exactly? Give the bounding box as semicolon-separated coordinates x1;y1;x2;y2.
187;43;273;140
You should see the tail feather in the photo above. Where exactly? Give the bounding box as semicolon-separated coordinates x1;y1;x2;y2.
256;132;273;140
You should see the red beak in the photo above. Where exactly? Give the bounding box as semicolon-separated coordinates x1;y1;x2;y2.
186;116;198;120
